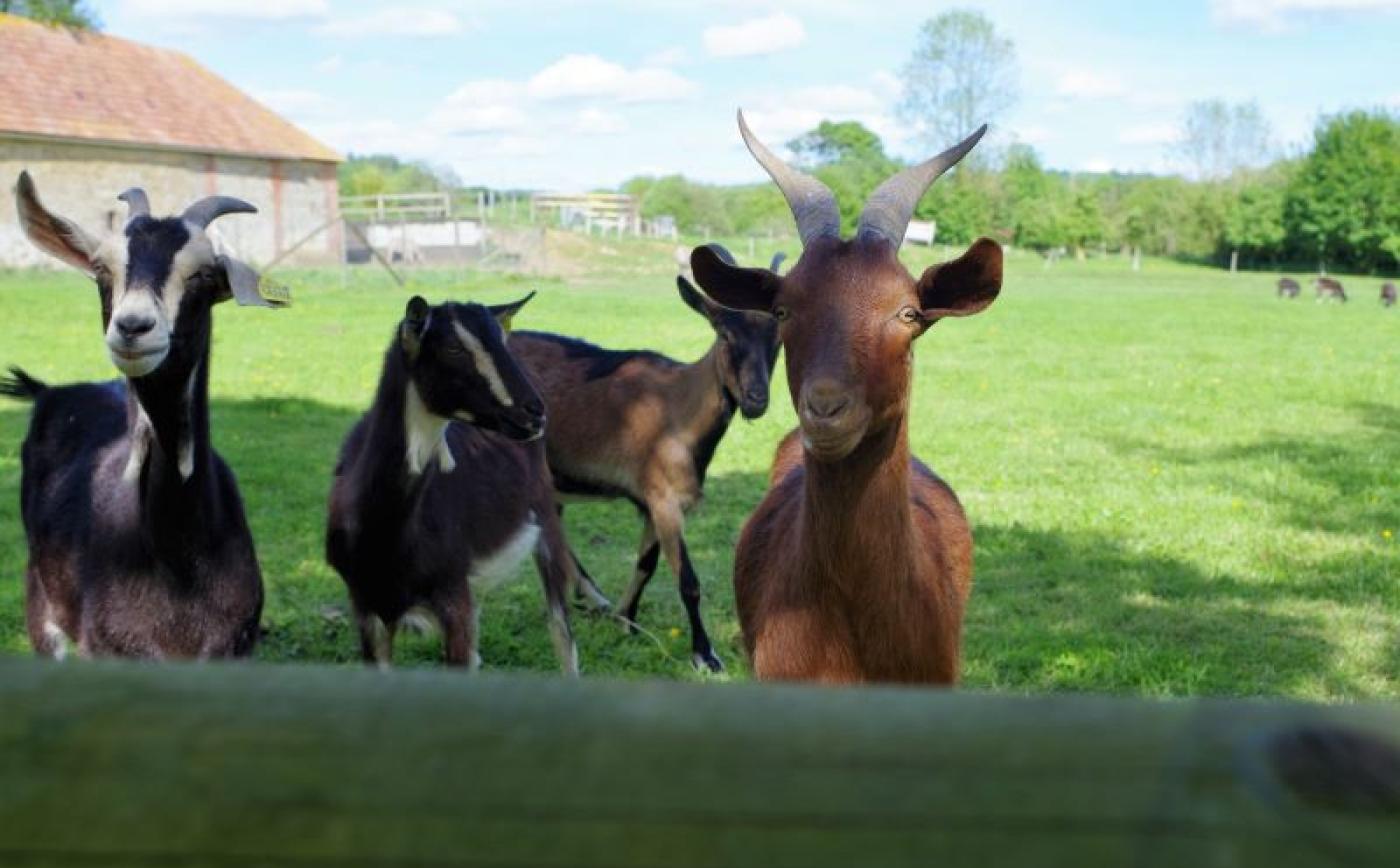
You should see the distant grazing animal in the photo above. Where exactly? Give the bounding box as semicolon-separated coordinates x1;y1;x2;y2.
2;172;283;659
1315;276;1347;302
1382;282;1396;308
1276;277;1300;299
326;294;586;672
508;253;784;672
688;111;1001;684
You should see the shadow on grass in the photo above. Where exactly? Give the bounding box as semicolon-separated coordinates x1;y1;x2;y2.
1110;401;1399;538
967;523;1359;696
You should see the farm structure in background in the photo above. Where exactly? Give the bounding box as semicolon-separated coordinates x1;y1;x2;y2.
0;14;342;268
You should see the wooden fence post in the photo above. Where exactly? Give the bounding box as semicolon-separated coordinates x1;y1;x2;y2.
0;660;1396;867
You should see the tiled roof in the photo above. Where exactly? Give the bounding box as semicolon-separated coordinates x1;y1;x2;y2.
0;15;340;162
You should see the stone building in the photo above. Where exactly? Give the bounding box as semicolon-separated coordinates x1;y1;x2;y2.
0;14;342;267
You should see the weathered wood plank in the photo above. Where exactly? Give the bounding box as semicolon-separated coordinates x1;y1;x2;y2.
0;659;1396;867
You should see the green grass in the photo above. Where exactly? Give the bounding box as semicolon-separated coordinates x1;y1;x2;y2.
0;244;1396;699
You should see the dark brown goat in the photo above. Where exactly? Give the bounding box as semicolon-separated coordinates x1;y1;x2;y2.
1382;282;1396;308
508;265;781;672
688;112;1002;684
1277;277;1300;299
326;295;585;673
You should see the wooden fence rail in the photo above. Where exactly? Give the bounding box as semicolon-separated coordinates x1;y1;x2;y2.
0;659;1396;866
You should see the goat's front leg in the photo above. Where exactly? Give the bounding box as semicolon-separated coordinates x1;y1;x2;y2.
650;499;722;674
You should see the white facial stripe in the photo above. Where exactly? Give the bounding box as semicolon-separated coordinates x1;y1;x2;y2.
452;320;513;407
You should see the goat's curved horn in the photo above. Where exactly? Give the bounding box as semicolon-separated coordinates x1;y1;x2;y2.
856;124;988;246
737;109;840;247
117;188;150;221
181;196;257;229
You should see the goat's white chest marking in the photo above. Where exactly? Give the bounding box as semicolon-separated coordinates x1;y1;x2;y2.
452;321;513;407
469;515;539;591
404;383;455;474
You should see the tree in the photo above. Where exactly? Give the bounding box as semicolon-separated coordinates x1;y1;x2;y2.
1221;165;1292;267
0;0;99;28
787;121;888;168
338;154;457;197
896;10;1018;152
1176;100;1272;180
1284;110;1400;272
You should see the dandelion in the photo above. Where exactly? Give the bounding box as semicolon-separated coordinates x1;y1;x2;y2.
1384;530;1394;541
668;627;682;639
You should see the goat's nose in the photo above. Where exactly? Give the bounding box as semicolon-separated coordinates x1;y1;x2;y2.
115;314;156;341
803;380;850;420
521;395;546;420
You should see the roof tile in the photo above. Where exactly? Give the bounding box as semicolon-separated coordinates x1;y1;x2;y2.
0;15;340;162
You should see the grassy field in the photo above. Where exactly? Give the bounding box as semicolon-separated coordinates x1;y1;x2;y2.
0;235;1396;699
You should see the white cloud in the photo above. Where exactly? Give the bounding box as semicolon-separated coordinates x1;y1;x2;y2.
316;7;466;38
315;55;343;74
254;88;335;119
643;46;690;67
743;83;903;153
573;109;627;135
703;13;807;57
1054;69;1128;100
1118;122;1182;146
1212;0;1400;31
122;0;327;18
1012;125;1053;145
1081;158;1115;173
526;54;698;103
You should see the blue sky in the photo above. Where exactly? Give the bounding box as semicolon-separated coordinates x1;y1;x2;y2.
100;0;1400;189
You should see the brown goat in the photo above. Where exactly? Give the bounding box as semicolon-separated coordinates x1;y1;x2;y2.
1382;282;1396;308
689;112;1002;684
508;270;780;672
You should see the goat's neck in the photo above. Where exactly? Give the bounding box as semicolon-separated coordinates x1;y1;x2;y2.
126;342;212;485
359;346;450;501
124;340;218;565
800;416;917;589
675;340;734;433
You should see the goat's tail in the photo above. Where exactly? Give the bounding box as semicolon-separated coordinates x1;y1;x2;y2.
0;366;48;402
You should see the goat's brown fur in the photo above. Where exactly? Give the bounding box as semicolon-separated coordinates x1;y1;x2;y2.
694;223;1002;685
510;293;777;672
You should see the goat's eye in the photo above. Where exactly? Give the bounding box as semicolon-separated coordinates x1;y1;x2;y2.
773;305;790;322
897;306;922;326
443;342;465;356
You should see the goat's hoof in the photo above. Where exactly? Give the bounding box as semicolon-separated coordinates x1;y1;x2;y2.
692;650;725;674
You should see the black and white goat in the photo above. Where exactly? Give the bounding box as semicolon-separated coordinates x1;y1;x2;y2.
325;295;585;673
2;172;282;659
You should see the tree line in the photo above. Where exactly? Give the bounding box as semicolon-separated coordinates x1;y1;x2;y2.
619;109;1398;275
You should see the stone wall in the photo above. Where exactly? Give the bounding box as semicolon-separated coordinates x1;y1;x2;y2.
0;137;341;268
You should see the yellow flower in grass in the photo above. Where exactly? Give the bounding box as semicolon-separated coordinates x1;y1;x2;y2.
1384;529;1394;540
668;627;682;639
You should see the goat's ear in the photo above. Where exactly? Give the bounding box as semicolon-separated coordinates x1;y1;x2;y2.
487;291;534;332
15;171;100;275
916;237;1002;320
214;255;288;307
401;296;430;355
676;274;723;323
690;244;779;313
